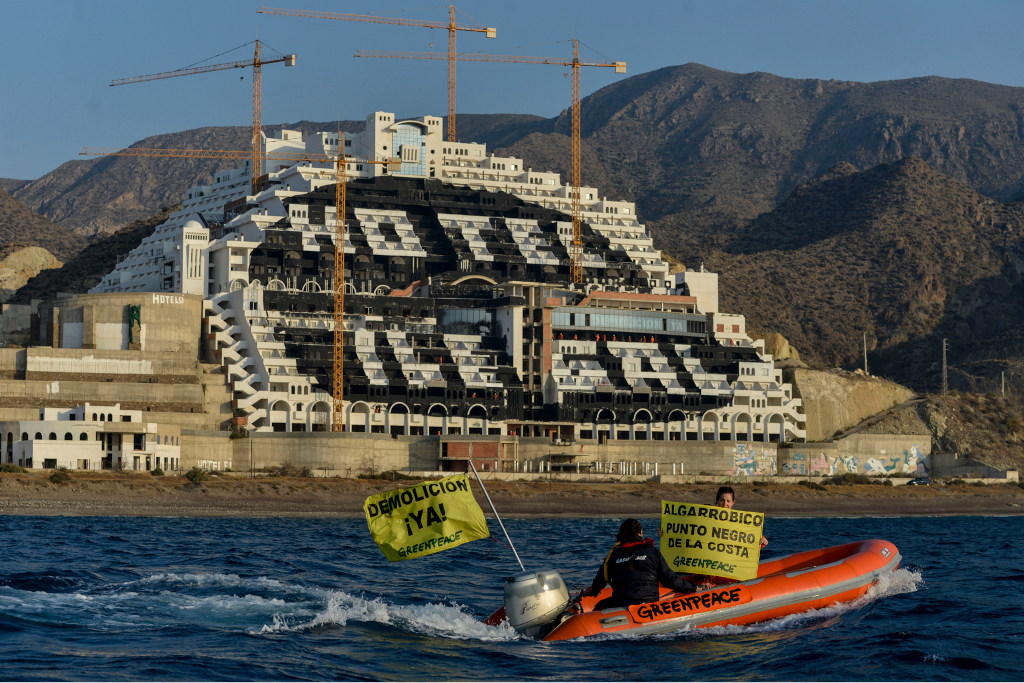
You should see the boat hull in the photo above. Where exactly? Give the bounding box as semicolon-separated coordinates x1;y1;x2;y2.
526;539;900;641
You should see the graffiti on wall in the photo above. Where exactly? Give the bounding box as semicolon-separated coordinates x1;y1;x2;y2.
782;452;805;476
782;445;926;476
864;445;926;476
730;443;777;477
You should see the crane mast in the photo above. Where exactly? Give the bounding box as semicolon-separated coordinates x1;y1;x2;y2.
333;141;348;431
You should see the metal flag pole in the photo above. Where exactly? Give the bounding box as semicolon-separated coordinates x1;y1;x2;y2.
468;459;525;571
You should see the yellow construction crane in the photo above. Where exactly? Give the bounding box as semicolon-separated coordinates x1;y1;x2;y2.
81;142;399;432
355;41;625;283
257;5;495;142
110;40;296;194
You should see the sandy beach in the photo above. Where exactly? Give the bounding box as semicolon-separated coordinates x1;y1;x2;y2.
2;470;1023;518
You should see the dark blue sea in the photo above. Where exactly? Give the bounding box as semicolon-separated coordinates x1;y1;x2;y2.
0;514;1020;681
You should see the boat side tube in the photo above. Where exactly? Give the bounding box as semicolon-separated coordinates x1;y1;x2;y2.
543;539;901;641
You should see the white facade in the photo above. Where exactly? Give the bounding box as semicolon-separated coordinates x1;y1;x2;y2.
0;403;181;472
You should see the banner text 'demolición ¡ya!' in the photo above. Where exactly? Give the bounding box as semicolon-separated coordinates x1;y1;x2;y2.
364;473;490;561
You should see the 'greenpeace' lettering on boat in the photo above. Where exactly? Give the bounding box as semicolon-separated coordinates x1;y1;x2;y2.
629;586;752;623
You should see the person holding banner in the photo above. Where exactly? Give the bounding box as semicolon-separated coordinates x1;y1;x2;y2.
587;519;697;609
714;486;768;549
692;486;767;589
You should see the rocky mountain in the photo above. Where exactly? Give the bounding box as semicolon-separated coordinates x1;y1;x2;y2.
495;64;1024;245
0;186;85;261
7;207;177;305
18;63;1024;243
706;156;1024;394
15;63;1024;244
0;178;28;194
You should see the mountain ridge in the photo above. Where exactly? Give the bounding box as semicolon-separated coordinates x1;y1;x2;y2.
10;62;1024;398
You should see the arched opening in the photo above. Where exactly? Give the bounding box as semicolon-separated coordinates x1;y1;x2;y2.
632;408;654;441
310;401;330;432
731;412;753;441
388;402;410;437
764;413;786;444
270;400;290;432
349;402;371;433
426;403;448;436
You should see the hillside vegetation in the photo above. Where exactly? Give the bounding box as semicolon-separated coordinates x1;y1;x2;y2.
705;157;1024;393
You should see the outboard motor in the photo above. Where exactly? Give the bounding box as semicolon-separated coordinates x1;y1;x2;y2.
502;570;569;637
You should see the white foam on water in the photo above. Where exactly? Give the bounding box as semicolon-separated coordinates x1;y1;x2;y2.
0;586;97;617
135;573;286;590
698;567;923;637
872;566;923;598
173;592;291;612
254;590;520;642
0;572;329;632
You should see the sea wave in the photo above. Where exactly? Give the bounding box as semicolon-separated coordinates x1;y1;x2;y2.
254;590;521;641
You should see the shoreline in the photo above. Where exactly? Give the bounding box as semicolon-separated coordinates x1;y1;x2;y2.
3;471;1024;518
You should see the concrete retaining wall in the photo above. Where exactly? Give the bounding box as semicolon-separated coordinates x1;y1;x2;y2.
779;434;931;477
177;432;782;477
0;379;205;411
930;451;1019;480
180;431;440;474
38;292;204;354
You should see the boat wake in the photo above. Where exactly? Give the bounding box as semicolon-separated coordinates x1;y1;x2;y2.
255;590;520;641
0;570;519;642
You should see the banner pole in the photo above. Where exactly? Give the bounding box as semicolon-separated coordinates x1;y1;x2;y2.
468;460;525;572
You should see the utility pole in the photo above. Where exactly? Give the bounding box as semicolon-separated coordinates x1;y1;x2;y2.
942;338;948;395
863;332;868;375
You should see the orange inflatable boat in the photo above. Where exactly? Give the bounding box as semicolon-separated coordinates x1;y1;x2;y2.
488;539;901;641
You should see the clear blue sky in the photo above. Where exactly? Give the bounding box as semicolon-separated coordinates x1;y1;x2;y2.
3;0;1024;180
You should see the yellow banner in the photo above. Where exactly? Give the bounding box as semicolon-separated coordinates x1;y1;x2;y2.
659;501;763;580
364;474;490;562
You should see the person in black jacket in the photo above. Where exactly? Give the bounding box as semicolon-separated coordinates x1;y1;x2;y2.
588;518;697;609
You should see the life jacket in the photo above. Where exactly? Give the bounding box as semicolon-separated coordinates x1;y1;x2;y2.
600;537;654;583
